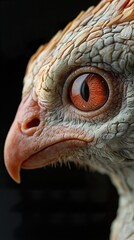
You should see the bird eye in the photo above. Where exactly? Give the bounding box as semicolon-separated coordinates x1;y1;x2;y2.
70;73;109;111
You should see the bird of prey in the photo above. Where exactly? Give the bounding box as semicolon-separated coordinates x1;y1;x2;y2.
4;0;134;239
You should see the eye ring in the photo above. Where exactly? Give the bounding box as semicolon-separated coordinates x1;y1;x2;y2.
62;66;114;118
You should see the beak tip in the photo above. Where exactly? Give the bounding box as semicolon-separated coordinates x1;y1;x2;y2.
12;173;21;184
15;178;21;184
6;164;21;184
4;136;22;184
4;150;21;184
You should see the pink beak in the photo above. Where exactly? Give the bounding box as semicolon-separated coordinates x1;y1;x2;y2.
4;93;94;183
4;94;42;183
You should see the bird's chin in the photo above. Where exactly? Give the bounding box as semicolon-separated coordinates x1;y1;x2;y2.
21;139;87;170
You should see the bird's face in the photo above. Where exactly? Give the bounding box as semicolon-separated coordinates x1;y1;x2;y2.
4;0;134;183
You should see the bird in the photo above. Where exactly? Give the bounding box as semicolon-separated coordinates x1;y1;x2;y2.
4;0;134;239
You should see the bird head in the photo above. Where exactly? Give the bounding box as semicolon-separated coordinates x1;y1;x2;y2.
4;0;134;183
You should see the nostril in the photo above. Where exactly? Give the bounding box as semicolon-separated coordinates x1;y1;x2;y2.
21;116;41;136
25;118;40;129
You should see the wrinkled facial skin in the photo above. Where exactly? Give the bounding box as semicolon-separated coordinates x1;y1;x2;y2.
4;0;134;183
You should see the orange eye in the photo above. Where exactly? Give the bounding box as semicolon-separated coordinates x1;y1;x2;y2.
70;73;109;111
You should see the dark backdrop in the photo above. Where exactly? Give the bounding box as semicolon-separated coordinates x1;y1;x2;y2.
1;1;118;240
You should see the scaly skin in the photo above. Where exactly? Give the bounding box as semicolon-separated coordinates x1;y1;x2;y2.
4;0;134;239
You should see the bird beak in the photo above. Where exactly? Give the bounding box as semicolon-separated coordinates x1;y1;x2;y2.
4;93;43;183
4;93;94;184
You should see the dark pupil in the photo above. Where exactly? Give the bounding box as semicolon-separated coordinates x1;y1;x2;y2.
80;80;89;102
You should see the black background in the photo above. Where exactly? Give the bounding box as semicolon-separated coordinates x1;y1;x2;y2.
1;1;118;240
